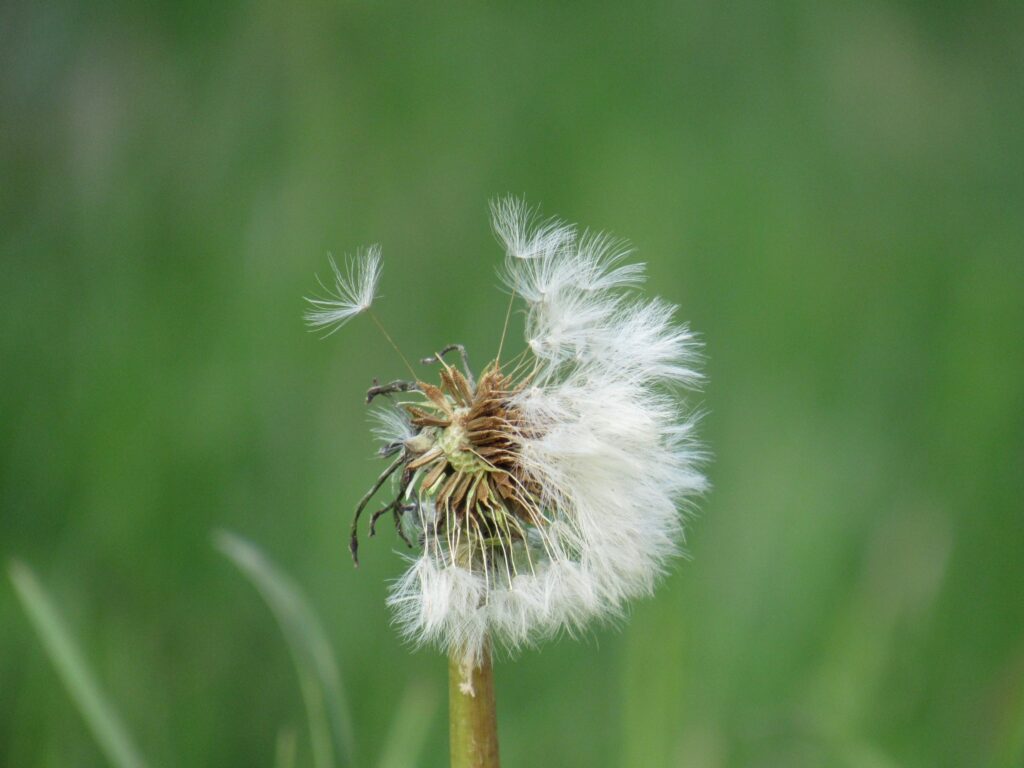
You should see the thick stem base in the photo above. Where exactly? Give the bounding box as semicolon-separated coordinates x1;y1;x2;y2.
448;646;500;768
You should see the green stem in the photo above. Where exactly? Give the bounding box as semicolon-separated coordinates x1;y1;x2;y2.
449;644;500;768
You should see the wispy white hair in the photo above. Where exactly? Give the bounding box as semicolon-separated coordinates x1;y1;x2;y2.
305;245;382;335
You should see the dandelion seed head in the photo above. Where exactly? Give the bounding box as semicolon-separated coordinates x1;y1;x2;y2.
310;199;707;667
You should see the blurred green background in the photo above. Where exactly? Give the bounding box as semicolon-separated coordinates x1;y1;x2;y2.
2;1;1023;766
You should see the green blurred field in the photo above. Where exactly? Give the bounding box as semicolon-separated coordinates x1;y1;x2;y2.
2;2;1023;766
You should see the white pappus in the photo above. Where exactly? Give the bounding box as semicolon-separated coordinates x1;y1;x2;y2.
307;199;707;675
305;245;383;335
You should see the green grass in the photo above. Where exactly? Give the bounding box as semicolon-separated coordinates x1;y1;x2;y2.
8;561;150;768
214;530;356;768
9;536;436;768
2;1;1023;766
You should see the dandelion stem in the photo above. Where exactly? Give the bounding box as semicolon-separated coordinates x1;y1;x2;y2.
448;643;500;768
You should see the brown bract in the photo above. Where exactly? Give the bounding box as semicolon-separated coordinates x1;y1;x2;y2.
349;359;543;567
406;364;540;535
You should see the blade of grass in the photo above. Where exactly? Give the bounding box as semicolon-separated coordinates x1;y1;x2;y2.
7;560;151;768
275;726;298;768
992;654;1024;768
213;530;356;768
376;680;437;768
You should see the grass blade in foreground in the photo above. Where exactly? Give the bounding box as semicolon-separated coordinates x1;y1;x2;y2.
276;727;299;768
7;560;151;768
376;680;438;768
214;530;356;768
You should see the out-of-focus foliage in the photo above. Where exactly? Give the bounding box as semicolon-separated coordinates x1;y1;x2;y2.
215;530;356;768
8;562;150;768
1;1;1022;766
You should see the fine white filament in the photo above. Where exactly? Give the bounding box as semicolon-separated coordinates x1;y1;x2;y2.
305;245;383;334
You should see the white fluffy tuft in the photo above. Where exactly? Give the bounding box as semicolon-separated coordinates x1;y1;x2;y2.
386;198;707;665
305;245;382;334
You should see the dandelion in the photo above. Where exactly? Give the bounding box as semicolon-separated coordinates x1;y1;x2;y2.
307;199;707;767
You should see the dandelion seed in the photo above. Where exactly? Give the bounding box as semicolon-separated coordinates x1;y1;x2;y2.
304;245;382;335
